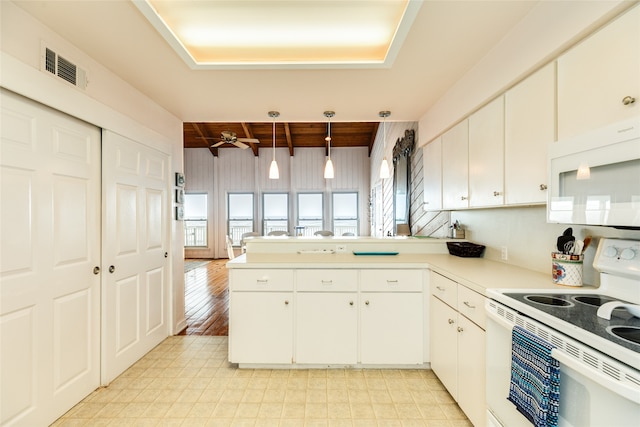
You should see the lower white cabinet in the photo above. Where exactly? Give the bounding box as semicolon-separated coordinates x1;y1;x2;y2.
229;267;426;366
229;291;294;364
430;272;486;427
296;292;358;364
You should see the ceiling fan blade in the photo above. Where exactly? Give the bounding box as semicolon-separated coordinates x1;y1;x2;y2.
233;141;249;149
237;138;260;144
211;141;225;148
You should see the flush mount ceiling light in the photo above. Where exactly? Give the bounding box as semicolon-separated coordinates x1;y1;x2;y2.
133;1;422;70
379;110;391;180
324;111;335;179
268;111;280;180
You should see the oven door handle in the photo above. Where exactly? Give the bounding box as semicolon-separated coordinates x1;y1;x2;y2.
550;349;640;405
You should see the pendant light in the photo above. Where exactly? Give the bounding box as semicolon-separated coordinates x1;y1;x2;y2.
324;111;335;179
268;111;280;179
379;110;391;179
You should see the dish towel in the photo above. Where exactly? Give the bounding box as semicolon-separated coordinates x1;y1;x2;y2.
507;326;560;427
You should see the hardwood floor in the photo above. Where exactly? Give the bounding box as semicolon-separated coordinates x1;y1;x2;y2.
180;258;229;336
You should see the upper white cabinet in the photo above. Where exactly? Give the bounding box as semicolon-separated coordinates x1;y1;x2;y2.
504;63;555;204
442;120;469;209
557;5;640;140
468;96;505;207
423;137;442;211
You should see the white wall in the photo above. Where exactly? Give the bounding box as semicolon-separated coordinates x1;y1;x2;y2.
1;2;186;333
184;145;371;258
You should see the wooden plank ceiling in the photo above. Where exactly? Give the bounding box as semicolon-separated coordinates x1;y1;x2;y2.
184;122;380;157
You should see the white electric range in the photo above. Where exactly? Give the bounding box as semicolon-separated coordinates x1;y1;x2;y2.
485;238;640;427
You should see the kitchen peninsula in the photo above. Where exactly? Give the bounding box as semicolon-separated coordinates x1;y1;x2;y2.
226;236;559;369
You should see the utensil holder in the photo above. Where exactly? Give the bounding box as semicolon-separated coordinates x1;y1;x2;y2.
551;252;583;286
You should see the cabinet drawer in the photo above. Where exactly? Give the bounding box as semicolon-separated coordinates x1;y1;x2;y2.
231;269;294;291
361;270;423;292
297;269;358;292
430;271;457;307
457;286;486;329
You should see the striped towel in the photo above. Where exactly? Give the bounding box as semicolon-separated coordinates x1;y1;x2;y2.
507;326;560;427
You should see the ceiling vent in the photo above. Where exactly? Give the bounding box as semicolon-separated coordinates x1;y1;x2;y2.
41;44;88;90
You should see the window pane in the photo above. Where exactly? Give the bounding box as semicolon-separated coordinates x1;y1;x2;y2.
229;193;253;219
333;193;358;219
264;193;288;219
298;193;323;219
184;194;207;219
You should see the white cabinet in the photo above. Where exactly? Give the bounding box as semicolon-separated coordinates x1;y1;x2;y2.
442;120;469;209
296;292;358;364
230;267;426;366
228;269;294;364
557;5;640;140
468;96;505;207
423;137;442;210
504;63;555;205
429;271;486;427
360;270;423;364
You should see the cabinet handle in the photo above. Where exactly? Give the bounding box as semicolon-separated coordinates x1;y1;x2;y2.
622;96;636;105
109;265;115;273
493;191;502;197
463;301;476;309
321;280;333;285
93;266;100;275
460;196;468;201
284;300;289;305
436;286;446;291
539;184;548;191
457;327;464;333
365;300;370;305
386;279;398;283
257;279;268;283
448;318;455;324
349;301;354;306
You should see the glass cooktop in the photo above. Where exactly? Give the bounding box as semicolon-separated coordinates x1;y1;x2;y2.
503;293;640;354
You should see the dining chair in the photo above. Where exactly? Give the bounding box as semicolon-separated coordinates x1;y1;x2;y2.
267;230;289;236
314;230;334;236
226;235;235;260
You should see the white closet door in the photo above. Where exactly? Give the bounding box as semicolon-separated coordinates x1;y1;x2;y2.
0;89;101;426
101;131;170;384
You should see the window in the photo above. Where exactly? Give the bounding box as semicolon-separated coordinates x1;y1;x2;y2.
296;193;323;236
333;192;358;236
228;193;254;245
263;193;289;235
184;194;208;247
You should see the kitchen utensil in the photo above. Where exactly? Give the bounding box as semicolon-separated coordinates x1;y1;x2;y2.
582;236;592;253
556;227;575;253
572;240;584;255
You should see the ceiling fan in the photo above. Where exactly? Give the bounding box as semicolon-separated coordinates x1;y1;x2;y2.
199;131;259;149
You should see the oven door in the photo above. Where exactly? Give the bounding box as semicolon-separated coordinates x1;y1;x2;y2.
486;300;640;427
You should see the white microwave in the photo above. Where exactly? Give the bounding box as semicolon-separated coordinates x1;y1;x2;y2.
548;118;640;228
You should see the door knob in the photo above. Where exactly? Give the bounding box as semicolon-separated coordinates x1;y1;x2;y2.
109;265;115;273
457;327;464;332
164;252;168;258
349;301;354;306
93;266;100;275
622;96;636;105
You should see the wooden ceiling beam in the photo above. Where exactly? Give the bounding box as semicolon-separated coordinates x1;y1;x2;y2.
192;123;218;157
241;122;259;156
368;122;380;157
284;122;294;156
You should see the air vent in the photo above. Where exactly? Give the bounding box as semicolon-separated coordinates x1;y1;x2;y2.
41;45;88;90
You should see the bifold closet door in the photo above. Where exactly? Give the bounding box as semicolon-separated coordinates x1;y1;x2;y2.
101;130;170;384
0;89;101;426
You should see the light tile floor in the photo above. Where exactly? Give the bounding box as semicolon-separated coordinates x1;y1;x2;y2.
53;336;472;426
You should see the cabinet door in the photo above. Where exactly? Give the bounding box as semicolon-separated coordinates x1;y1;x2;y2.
457;315;486;427
423;137;442;210
430;296;458;399
505;63;555;205
557;5;640;140
442;120;469;209
296;292;358;364
360;293;423;364
229;292;293;364
468;96;505;207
